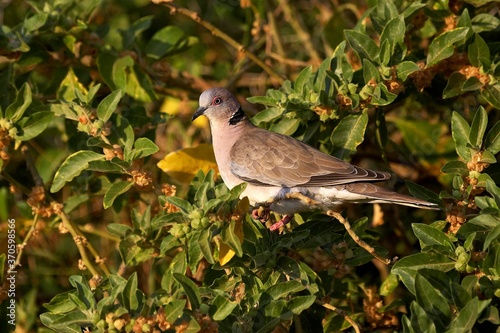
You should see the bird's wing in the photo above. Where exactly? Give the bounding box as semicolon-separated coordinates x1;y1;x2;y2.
229;127;390;188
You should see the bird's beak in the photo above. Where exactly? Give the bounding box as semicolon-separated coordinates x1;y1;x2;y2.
192;106;207;121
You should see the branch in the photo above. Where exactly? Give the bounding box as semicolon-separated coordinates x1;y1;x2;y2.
327;210;393;265
154;1;285;85
315;299;362;333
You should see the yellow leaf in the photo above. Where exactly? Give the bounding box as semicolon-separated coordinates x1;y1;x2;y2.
218;218;245;266
160;96;181;115
157;143;218;184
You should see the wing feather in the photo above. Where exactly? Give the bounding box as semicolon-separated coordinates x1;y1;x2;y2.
230;127;390;187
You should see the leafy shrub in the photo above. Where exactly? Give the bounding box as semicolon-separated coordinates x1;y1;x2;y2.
0;0;499;332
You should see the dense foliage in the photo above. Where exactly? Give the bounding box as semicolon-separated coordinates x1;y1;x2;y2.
0;0;499;332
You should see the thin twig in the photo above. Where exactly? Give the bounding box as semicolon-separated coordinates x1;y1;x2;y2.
58;211;102;277
327;210;392;265
278;0;322;66
159;1;285;85
315;299;362;333
7;214;40;275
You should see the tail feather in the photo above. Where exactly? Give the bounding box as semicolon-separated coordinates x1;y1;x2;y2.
342;183;440;210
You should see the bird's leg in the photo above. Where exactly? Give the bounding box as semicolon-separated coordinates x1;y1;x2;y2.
269;215;293;231
326;210;395;265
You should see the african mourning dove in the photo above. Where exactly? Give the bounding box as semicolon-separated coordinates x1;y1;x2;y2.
192;88;439;230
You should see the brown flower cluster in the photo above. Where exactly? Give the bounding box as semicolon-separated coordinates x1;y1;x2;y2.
446;151;488;234
363;286;399;329
103;144;124;160
129;169;153;189
0;121;15;161
410;50;489;92
161;184;180;213
26;186;63;218
193;310;219;333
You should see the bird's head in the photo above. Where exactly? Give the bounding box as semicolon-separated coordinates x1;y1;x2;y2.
192;88;246;126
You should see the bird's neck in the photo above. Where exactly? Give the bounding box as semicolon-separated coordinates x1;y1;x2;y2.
210;118;253;189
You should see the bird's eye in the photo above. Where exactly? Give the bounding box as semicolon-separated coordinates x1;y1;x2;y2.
212;97;222;105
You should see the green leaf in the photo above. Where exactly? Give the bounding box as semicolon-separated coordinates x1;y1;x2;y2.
39;312;88;333
130;137;159;160
5;83;32;122
468;34;490;69
43;292;77;314
50;151;106;192
391;118;441;157
146;26;191;59
210;295;238;321
121;272;139;311
287;295;316;315
448;298;479;332
363;59;380;83
269;118;300;136
415;273;451;330
331;112;368;160
123;16;153;49
406;302;437;333
427;27;469;66
15;111;54;140
443;72;467;99
471;13;500;33
412;224;454;250
198;228;214;264
24;12;48;32
451;112;472;161
187;230;203;272
370;82;397;106
164;196;192;214
265;280;304;299
173;273;201;310
485;120;500;154
164;300;186;324
106;223;132;238
392;253;455;295
482;84;500;109
294;65;313;94
344;30;379;63
58;68;87;102
97;89;122;123
103;181;133;209
441;160;468;175
397;61;420;81
380;15;406;63
220;220;243;258
469;106;488;149
483;224;500;252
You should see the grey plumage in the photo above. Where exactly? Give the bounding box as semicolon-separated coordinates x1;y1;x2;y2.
192;88;439;220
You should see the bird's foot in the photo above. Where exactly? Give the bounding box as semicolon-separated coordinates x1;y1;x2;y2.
251;205;270;223
269;214;293;231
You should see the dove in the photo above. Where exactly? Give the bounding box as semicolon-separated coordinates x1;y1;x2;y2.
192;88;439;230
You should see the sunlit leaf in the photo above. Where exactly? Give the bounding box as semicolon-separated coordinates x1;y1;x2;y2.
427;27;469;66
50;151;106;192
331;112;368;160
103;181;133;209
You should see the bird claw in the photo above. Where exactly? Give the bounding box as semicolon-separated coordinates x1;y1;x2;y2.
269;215;293;231
251;206;270;223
